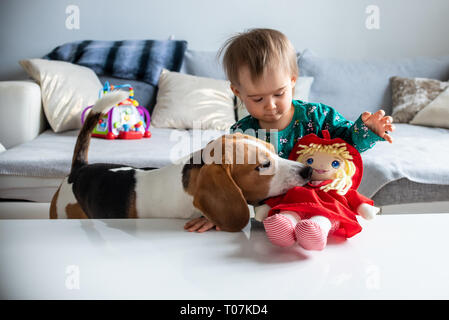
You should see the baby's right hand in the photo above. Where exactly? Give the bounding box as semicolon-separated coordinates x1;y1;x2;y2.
184;216;221;233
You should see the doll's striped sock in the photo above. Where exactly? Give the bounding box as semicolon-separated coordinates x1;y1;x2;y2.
263;213;297;247
294;216;336;251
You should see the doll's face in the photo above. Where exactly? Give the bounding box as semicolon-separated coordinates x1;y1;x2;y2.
302;151;345;181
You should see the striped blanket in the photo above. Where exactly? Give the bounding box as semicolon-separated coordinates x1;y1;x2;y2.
43;39;187;86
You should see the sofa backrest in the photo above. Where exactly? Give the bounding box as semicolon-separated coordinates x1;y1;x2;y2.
179;49;449;121
180;49;227;80
299;49;449;120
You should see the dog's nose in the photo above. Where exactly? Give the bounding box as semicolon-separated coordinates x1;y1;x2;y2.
299;166;313;180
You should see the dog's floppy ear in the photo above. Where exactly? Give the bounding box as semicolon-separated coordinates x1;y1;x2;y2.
193;164;249;232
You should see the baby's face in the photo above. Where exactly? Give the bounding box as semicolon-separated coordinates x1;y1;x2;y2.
231;65;296;127
301;151;345;181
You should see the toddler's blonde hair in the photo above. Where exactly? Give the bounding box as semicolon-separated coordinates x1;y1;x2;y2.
296;143;356;195
219;28;298;86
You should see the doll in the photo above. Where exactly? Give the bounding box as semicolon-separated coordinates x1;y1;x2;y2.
255;130;380;251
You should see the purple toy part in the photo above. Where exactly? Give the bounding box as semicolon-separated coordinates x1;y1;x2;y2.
137;106;151;130
81;105;93;124
107;108;114;132
81;104;152;132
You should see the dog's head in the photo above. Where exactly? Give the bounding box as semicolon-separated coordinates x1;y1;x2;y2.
182;133;312;232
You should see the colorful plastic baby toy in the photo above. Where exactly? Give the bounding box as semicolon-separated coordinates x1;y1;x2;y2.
81;81;151;140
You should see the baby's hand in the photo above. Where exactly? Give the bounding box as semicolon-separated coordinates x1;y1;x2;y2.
184;216;221;233
361;110;395;143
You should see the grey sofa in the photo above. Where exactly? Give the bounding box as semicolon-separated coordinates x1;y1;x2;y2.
1;49;449;210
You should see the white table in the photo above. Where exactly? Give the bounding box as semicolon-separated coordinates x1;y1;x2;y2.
1;214;448;299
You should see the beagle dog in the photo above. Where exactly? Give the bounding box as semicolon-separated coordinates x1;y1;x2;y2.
50;91;312;231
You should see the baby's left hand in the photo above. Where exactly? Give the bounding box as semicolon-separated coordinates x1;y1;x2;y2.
361;110;395;143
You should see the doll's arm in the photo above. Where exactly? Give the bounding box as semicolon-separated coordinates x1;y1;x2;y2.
357;203;381;220
254;194;286;222
254;204;271;222
346;189;380;220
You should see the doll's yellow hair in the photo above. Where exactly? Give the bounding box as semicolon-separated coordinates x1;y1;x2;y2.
296;143;356;195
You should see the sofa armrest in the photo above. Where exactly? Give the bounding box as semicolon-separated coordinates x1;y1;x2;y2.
0;81;46;149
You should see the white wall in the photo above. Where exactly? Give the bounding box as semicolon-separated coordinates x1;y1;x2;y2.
1;0;449;80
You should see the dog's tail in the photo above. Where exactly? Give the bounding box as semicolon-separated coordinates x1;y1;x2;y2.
70;90;129;174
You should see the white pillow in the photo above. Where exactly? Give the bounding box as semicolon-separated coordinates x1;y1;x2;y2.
236;77;314;120
20;59;102;132
410;87;449;129
151;69;235;130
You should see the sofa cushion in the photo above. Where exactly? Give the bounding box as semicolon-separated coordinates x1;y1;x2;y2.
359;123;449;198
391;76;449;123
411;87;449;129
0;128;225;178
20;59;102;133
44;39;187;87
299;49;449;120
1;126;448;205
151;69;235;130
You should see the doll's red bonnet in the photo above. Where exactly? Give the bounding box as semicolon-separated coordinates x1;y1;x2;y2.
289;130;364;190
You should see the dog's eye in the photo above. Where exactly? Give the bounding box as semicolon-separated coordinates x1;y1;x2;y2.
255;161;271;171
